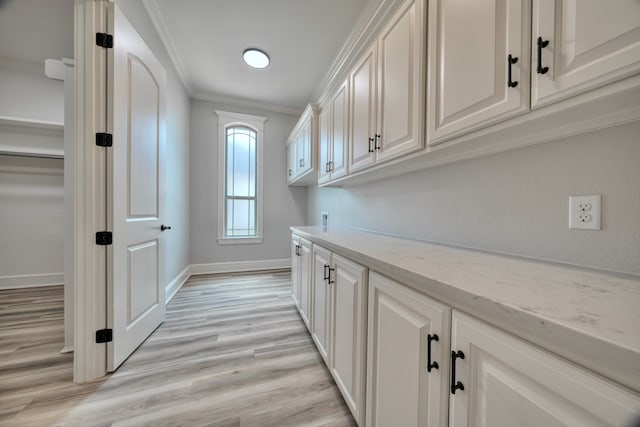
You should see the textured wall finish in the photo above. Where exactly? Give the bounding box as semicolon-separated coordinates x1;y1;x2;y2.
308;122;640;275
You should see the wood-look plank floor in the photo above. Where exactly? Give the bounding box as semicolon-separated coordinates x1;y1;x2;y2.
0;271;356;426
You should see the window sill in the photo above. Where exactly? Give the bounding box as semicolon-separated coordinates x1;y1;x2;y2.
217;236;263;245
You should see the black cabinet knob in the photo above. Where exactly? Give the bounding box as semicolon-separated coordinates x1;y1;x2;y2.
160;225;172;231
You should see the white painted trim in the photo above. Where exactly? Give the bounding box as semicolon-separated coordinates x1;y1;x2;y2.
165;266;190;304
217;237;263;245
141;0;192;94
192;91;302;117
0;273;64;290
73;0;109;383
45;59;67;81
189;259;291;276
61;346;74;354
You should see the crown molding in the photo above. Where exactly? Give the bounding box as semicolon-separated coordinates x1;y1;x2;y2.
312;0;405;109
192;90;303;117
142;0;192;94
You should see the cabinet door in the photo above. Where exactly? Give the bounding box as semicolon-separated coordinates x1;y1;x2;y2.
299;116;312;174
286;143;296;183
377;0;426;161
290;235;300;307
330;79;349;180
318;107;331;185
311;245;332;364
350;43;378;174
427;0;530;145
532;0;640;108
298;238;313;331
366;272;451;427
330;254;368;425
449;311;640;427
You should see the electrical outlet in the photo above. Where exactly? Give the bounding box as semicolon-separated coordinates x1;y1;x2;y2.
569;195;601;230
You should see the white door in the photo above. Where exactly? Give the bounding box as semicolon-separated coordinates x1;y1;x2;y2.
330;254;368;426
427;0;530;145
286;143;296;183
330;79;349;180
377;0;426;159
298;238;313;331
350;43;378;173
311;245;332;364
449;311;640;427
366;272;451;427
108;4;166;371
531;0;640;108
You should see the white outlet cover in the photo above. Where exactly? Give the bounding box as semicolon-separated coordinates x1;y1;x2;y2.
569;195;601;230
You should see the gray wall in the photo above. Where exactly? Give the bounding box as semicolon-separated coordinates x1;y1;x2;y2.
189;99;307;265
118;1;191;284
308;122;640;275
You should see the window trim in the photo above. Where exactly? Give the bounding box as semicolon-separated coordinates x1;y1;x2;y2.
215;110;267;245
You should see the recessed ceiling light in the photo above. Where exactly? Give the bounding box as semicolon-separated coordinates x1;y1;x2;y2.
243;48;270;69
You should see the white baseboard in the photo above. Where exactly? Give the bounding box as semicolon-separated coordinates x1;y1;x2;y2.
189;258;291;276
165;265;190;304
0;273;64;290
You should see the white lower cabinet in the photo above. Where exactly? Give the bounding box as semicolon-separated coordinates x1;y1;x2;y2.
366;272;451;427
449;311;640;427
366;273;640;427
310;244;368;425
291;235;312;331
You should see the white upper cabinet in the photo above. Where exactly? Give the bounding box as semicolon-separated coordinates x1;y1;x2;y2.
286;104;318;186
319;79;350;184
428;0;531;145
350;43;378;173
531;0;640;108
349;0;426;173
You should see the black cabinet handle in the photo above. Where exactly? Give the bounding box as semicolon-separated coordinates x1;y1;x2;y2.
450;350;465;394
328;267;335;284
160;225;171;231
299;159;304;167
288;169;292;177
507;54;518;88
323;264;330;281
537;37;549;74
427;334;439;372
374;134;381;151
295;244;300;256
368;137;375;153
325;162;330;173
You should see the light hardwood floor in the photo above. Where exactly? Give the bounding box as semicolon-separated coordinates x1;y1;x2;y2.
0;271;356;426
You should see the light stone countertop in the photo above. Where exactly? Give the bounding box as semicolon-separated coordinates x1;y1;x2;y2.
291;226;640;393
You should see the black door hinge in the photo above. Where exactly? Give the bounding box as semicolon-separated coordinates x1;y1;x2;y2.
95;328;113;343
96;32;113;48
96;231;113;245
96;133;113;147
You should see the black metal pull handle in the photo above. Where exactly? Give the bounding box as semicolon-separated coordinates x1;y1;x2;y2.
427;334;439;372
323;264;330;281
368;137;375;153
325;162;330;173
537;37;549;74
507;54;518;88
295;244;300;256
160;225;172;231
328;267;335;284
374;134;381;151
288;169;292;177
299;159;304;167
450;350;465;394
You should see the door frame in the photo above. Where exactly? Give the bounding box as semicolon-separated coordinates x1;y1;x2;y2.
73;0;110;382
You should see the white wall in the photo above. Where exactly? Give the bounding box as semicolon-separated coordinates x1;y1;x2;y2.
117;1;191;292
0;155;64;288
189;99;307;266
0;57;64;123
308;122;640;275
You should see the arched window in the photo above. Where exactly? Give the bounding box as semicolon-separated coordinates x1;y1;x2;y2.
216;111;266;244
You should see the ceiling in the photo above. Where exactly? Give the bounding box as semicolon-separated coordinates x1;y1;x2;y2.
0;0;373;114
145;0;374;113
